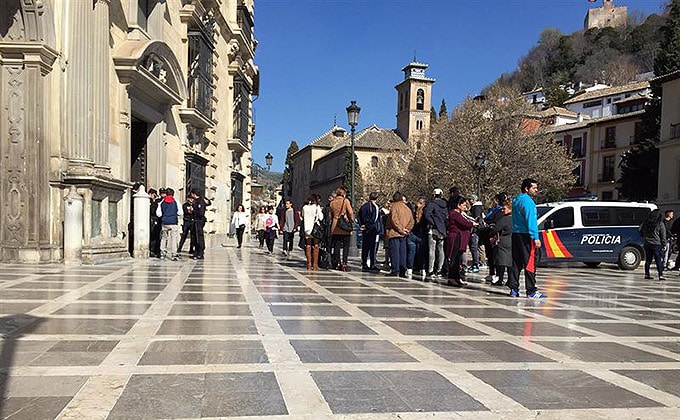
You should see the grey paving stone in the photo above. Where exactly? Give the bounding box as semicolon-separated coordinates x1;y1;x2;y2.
576;322;680;337
471;369;662;409
268;304;350;317
1;396;74;420
358;306;444;319
614;369;680;398
384;321;487;336
277;320;376;335
78;291;160;301
419;340;553;363
18;318;138;335
339;295;410;305
291;339;416;363
445;307;527;319
53;302;151;315
156;319;258;335
174;292;246;302
260;294;330;303
536;341;676;362
168;303;252;316
482;321;591;337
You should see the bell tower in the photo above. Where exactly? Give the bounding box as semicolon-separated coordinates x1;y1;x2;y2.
395;60;435;142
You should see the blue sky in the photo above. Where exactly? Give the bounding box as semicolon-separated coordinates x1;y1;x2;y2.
251;0;666;172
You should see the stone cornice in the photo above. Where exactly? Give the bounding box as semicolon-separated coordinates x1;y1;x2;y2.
0;42;59;75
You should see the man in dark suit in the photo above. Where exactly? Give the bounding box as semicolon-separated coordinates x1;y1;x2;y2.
358;192;382;273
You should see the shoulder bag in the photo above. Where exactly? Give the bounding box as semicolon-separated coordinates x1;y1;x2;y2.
336;198;354;233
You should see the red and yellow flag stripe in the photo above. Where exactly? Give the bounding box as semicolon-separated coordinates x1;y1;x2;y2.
541;230;573;258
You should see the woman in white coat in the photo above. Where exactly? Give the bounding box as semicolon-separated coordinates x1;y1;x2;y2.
231;204;249;248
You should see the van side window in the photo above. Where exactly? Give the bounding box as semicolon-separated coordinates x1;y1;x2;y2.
544;208;574;229
581;207;610;226
617;208;651;225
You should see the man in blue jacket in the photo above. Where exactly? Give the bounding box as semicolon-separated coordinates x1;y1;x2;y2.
424;188;448;281
508;178;547;299
358;192;382;272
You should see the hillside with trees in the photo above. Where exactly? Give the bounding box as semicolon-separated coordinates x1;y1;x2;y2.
489;11;666;106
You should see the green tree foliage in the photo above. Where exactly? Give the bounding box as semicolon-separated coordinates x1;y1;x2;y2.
430;106;437;127
438;99;448;120
342;147;363;205
281;140;299;198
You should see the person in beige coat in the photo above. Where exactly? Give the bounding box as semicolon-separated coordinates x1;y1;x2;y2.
329;187;354;271
386;192;415;277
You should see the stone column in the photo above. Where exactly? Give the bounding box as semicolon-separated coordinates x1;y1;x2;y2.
63;187;83;266
93;0;111;173
133;185;150;258
62;0;94;173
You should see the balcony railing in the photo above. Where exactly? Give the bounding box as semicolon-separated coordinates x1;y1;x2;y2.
600;139;617;149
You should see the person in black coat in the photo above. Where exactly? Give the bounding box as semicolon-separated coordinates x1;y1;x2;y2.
491;196;513;286
358;192;383;272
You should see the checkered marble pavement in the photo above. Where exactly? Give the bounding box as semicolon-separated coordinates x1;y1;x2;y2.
1;245;680;419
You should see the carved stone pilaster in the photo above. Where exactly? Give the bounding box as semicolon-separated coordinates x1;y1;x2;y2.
93;0;111;174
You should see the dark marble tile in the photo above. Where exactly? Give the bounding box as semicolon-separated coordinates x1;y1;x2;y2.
268;304;350;317
77;291;159;301
482;321;591;337
615;370;680;398
202;372;288;417
445;307;526;319
180;284;243;293
260;294;330;303
326;287;387;295
205;340;269;364
277;320;376;335
312;370;485;413
551;299;633;308
0;290;66;300
576;322;680;337
291;339;416;363
4;375;89;397
9;282;88;290
414;296;483;306
385;321;486;336
156;319;258;335
174;293;246;302
168;304;252;316
96;283;168;292
642;341;680;354
472;370;661;409
522;308;615;320
17;318;137;335
537;341;675;362
339;295;410;305
0;302;42;314
598;310;680;321
1;397;74;420
314;281;367;287
358;306;444;319
420;340;552;363
108;374;204;419
53;302;151;315
255;285;317;294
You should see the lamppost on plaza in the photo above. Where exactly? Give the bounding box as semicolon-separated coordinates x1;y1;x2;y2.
346;100;361;256
346;101;361;205
265;152;273;171
473;153;488;200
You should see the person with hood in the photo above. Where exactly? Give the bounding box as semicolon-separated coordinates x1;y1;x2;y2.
640;209;667;281
424;188;448;281
156;187;183;261
385;192;415;277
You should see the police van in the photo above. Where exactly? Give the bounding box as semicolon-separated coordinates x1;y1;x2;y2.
536;201;657;270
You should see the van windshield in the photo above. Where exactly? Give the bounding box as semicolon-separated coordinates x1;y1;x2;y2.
537;206;552;219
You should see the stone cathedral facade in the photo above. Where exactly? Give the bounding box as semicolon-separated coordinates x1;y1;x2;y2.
0;0;258;263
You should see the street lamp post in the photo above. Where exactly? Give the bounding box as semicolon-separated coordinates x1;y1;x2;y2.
346;101;361;257
473;153;488;200
265;152;273;171
346;101;361;205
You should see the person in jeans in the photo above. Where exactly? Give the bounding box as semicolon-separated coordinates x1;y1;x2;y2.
156;188;183;261
507;178;546;299
279;199;299;257
663;210;674;269
385;192;414;277
640;209;667;281
301;194;324;270
254;206;268;249
424;188;448;281
329;187;354;271
358;192;382;273
231;203;249;248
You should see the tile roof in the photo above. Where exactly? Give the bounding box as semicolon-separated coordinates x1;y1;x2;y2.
563;81;649;104
545;110;645;134
308;125;347;148
324;124;407;154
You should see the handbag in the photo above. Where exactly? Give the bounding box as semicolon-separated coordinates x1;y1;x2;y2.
336;198;354;233
311;207;323;239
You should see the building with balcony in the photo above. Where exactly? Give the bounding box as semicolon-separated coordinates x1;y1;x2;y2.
563;81;650;119
0;0;258;262
656;70;680;210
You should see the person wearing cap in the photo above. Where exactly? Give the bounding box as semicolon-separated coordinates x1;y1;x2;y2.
424;188;448;281
385;191;414;277
358;192;382;273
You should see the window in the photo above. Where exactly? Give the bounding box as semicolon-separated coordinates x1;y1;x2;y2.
416;89;424;110
603;126;616;148
416;120;423;130
601;155;615;181
137;0;152;32
188;16;215;120
581;207;611;226
573;163;583;186
371;156;378;167
583;100;602;109
572;137;583;158
399;93;404;111
541;208;574;229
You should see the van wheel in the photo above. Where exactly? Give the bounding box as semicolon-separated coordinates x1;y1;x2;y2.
583;262;601;268
618;246;641;270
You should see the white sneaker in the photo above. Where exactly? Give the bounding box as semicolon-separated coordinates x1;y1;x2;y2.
419;269;426;280
406;269;413;280
491;275;500;285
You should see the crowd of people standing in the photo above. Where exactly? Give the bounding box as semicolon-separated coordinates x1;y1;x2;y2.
256;178;548;299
